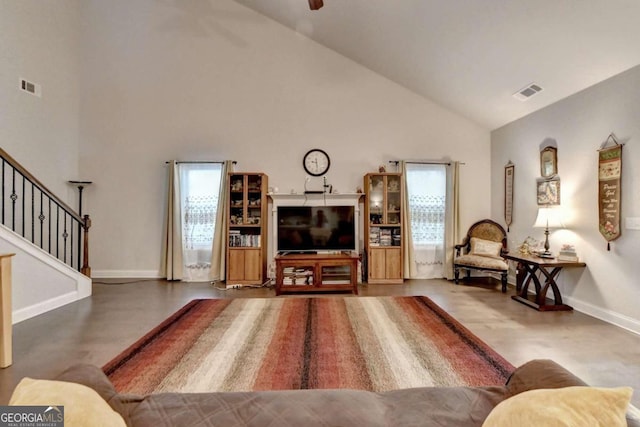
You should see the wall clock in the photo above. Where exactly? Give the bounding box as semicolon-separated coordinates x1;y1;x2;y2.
303;149;330;176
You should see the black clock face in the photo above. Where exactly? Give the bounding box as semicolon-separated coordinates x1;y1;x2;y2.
303;149;330;176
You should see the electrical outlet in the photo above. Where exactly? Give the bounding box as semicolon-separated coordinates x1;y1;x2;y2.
227;284;243;289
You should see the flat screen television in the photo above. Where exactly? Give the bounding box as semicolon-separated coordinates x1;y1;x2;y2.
277;205;356;253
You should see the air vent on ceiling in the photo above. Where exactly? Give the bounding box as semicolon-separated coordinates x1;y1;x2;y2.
20;78;42;97
512;83;542;101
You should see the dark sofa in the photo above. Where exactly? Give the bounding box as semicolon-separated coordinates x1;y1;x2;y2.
52;359;637;427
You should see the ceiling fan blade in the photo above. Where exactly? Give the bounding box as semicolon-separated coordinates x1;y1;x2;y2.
308;0;324;10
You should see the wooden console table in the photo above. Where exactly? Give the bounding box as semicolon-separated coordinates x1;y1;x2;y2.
504;253;585;311
275;253;359;296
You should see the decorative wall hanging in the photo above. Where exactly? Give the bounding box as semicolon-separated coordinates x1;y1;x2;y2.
536;177;560;206
598;133;623;250
540;146;557;177
504;162;514;231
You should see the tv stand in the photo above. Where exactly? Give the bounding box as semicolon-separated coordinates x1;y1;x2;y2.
275;253;359;296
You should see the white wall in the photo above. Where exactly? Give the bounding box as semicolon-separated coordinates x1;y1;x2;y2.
491;65;640;334
0;1;90;319
0;225;91;324
78;0;491;276
0;0;81;202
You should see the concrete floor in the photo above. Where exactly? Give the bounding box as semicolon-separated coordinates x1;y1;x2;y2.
1;278;639;406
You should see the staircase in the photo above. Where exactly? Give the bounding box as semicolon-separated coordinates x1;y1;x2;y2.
0;148;91;324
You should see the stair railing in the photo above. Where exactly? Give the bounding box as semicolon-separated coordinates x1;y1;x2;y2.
0;148;91;276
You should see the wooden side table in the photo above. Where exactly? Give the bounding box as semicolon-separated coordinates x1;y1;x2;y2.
504;253;586;312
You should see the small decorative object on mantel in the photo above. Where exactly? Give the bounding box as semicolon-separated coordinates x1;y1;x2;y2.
504;162;514;231
598;133;623;251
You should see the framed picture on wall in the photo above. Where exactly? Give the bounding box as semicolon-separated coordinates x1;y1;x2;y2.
540;146;558;177
537;177;561;206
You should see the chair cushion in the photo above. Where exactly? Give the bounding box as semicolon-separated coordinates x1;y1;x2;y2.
470;237;503;259
455;254;508;271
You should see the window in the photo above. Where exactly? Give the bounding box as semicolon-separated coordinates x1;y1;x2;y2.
178;163;223;281
405;163;446;278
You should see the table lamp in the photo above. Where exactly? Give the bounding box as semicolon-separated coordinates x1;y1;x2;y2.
533;207;565;257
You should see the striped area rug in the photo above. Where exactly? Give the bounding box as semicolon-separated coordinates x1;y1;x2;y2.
103;296;514;394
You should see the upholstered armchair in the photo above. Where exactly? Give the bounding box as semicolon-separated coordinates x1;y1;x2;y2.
454;219;508;292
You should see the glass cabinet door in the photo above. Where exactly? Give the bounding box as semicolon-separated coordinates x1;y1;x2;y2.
386;175;401;226
368;175;384;225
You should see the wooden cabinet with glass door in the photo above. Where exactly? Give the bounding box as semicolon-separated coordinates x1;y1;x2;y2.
226;173;268;285
364;173;403;284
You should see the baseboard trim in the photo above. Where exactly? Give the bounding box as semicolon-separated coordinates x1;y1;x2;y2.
91;270;163;279
563;296;640;336
507;278;640;336
14;289;89;324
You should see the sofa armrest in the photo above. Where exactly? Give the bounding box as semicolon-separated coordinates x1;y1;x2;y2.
505;359;587;397
56;364;141;426
505;359;640;427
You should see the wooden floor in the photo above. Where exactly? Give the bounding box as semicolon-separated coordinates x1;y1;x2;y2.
1;278;639;406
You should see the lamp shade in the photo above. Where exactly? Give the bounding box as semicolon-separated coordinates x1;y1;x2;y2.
533;207;565;229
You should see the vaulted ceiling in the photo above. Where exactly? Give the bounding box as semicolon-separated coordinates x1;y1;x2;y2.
235;0;640;130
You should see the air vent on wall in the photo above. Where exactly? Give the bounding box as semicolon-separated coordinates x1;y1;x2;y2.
20;78;41;97
512;83;542;101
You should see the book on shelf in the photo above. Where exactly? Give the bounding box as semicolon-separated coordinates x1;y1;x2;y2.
380;229;392;246
369;227;380;245
282;268;313;285
228;232;261;247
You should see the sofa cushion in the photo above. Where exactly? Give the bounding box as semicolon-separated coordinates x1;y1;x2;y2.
42;360;636;427
482;386;633;427
470;237;503;259
9;377;126;427
454;254;508;271
128;386;509;427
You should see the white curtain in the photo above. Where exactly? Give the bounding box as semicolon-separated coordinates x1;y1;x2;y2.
444;161;461;280
403;162;447;279
161;161;224;282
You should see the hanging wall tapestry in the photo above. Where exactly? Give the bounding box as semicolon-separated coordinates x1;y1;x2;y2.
598;134;623;250
504;162;514;232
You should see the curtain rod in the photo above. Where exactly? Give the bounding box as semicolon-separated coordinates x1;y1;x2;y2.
164;160;236;164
